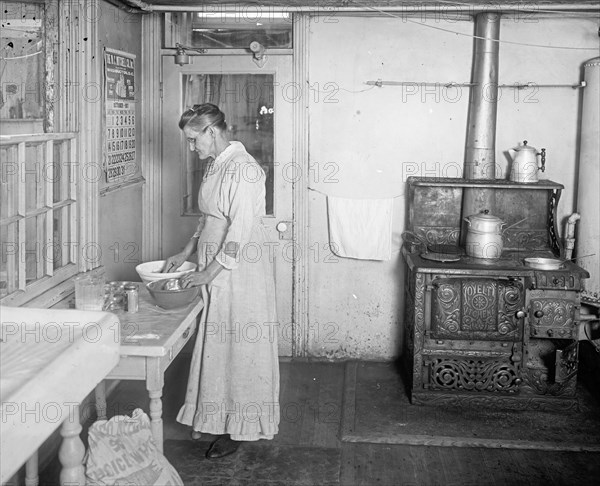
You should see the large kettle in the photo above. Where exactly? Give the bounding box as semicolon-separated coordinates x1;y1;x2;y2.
508;140;546;183
463;210;505;259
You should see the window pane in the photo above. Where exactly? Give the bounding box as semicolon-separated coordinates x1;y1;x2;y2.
1;146;19;220
0;135;75;301
0;222;19;296
25;215;44;281
182;74;275;216
25;143;46;212
193;12;292;48
0;252;6;297
0;2;45;133
165;12;292;49
53;205;74;269
53;139;72;203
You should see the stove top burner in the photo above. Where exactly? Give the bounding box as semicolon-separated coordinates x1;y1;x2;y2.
417;250;564;270
420;252;461;263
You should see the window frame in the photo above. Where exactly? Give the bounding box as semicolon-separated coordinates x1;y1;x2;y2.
164;11;293;51
1;133;78;305
0;0;99;306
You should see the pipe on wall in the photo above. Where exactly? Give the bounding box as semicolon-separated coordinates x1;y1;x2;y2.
464;12;500;180
576;57;600;305
461;12;501;238
147;4;600;13
564;213;581;261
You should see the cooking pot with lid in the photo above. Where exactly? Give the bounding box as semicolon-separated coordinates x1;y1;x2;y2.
464;210;505;259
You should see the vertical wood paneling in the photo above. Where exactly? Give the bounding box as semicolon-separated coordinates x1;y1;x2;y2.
292;14;310;357
141;13;163;261
56;2;98;273
57;0;99;273
59;0;80;269
58;2;77;133
84;0;100;273
44;1;59;133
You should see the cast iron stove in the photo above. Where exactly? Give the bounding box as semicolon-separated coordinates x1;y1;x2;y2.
402;177;589;411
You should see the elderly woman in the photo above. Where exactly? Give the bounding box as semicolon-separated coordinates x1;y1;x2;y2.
164;103;279;459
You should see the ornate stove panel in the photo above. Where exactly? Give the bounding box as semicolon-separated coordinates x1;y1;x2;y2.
533;271;582;291
424;356;521;393
529;294;576;340
430;277;523;341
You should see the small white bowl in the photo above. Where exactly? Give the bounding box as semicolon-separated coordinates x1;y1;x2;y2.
135;260;196;285
523;257;565;270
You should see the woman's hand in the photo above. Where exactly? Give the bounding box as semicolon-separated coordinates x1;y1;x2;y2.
162;252;187;273
180;270;213;288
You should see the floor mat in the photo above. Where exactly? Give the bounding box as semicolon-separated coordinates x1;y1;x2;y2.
340;361;600;451
164;439;341;486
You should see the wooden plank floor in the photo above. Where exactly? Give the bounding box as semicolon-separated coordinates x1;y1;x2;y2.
340;443;600;486
38;357;600;485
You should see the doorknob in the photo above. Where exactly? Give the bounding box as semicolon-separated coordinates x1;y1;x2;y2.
276;221;293;240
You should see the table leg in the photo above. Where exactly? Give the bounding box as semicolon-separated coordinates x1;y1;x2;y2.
147;358;165;453
25;451;38;486
148;389;164;452
58;405;85;486
94;381;107;421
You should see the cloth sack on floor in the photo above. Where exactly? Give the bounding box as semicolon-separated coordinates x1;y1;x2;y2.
85;408;183;486
327;196;394;261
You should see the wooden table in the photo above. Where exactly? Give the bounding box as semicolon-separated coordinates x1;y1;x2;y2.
0;306;120;486
92;283;204;452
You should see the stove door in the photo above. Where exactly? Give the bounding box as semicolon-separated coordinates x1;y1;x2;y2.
528;290;577;339
421;276;525;394
430;277;524;341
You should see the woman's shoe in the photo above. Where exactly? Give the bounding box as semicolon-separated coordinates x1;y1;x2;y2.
205;435;240;459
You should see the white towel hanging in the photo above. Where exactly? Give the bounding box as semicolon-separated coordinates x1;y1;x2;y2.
327;196;394;261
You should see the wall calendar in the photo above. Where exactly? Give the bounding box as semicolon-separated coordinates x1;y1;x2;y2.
104;48;136;182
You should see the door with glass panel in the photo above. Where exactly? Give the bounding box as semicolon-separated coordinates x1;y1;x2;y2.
161;54;294;355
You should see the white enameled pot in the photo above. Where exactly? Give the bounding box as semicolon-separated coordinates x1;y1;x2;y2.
464;210;505;259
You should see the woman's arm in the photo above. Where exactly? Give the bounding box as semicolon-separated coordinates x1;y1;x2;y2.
162;235;199;272
214;158;264;271
180;258;223;287
162;213;205;272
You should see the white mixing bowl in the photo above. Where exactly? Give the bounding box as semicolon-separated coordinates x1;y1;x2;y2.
135;260;196;285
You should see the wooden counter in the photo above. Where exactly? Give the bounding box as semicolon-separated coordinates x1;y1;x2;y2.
0;306;120;485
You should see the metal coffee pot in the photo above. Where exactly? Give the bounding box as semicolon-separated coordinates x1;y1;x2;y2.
463;210;505;259
508;140;546;183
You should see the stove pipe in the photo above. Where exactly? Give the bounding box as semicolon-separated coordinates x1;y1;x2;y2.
462;13;501;237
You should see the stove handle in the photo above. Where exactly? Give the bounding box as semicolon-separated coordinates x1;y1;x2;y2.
515;310;527;319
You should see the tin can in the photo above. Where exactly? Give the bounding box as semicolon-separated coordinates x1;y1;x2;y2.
124;283;139;313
